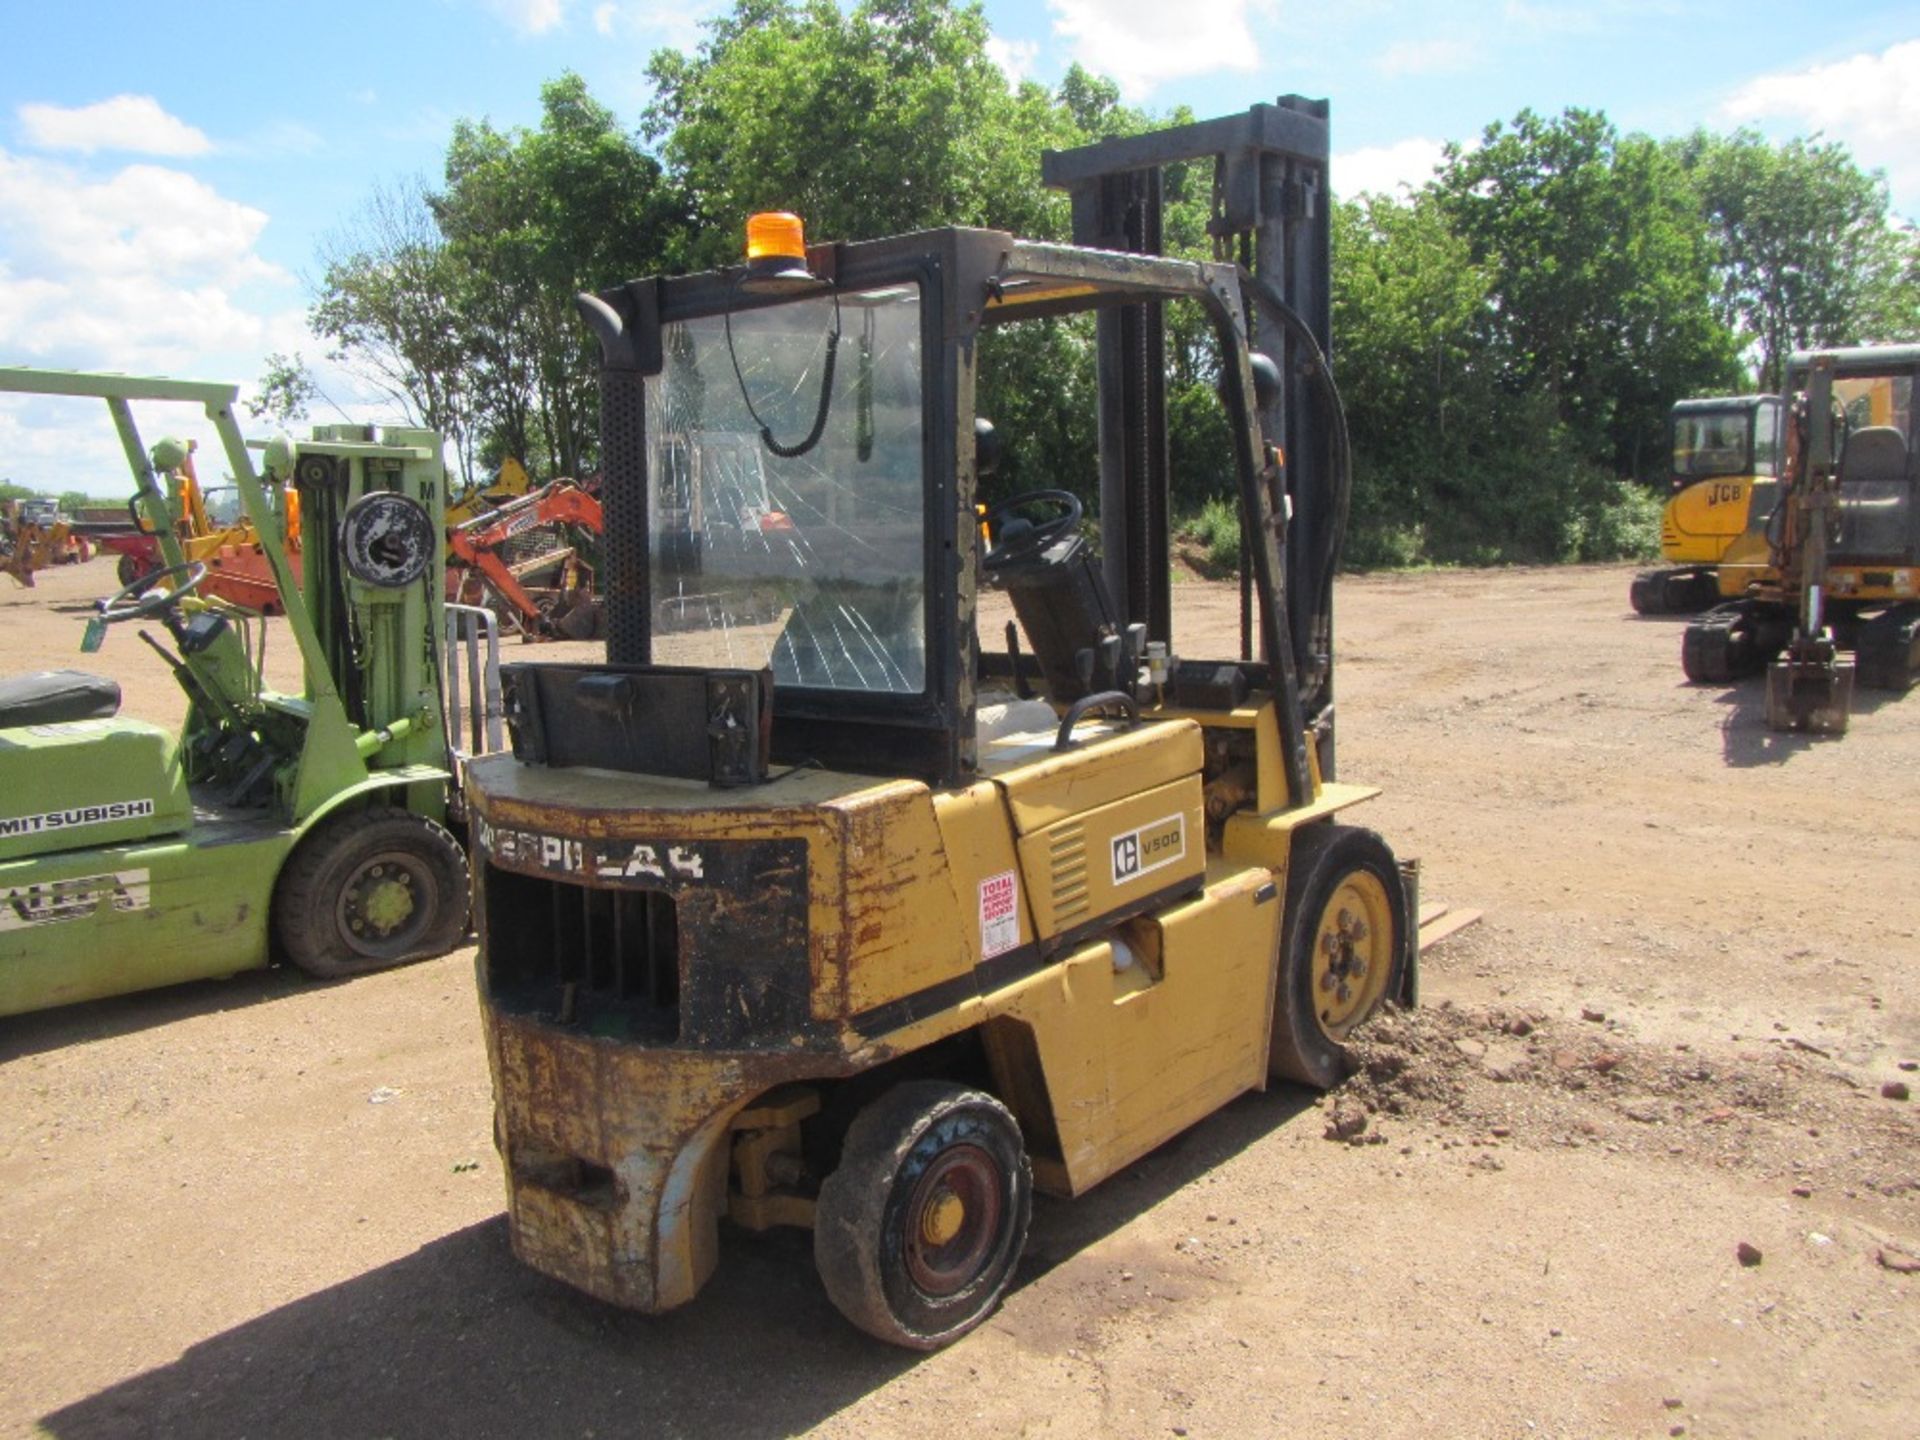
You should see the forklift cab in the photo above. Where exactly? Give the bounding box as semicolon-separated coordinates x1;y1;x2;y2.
468;99;1410;1354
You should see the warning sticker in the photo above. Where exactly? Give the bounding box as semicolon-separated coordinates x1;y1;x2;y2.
979;870;1020;959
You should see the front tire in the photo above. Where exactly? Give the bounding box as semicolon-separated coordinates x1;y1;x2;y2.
1270;824;1409;1089
815;1082;1032;1350
273;806;470;979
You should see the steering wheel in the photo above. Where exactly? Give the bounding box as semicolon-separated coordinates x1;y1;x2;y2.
982;489;1083;569
96;562;208;623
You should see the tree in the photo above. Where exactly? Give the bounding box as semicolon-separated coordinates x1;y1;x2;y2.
311;178;481;483
1671;129;1920;389
312;77;678;484
643;1;1175;515
247;353;318;426
644;0;1085;263
434;73;681;478
1435;109;1739;480
1332;193;1494;563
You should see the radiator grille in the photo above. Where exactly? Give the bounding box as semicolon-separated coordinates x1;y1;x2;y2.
485;864;678;1037
1049;822;1090;925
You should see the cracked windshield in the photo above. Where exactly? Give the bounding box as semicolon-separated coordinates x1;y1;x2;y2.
646;285;926;692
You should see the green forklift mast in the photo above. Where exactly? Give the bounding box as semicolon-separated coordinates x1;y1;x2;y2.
0;368;491;1015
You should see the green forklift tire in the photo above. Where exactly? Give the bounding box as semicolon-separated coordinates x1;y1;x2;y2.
273;806;470;979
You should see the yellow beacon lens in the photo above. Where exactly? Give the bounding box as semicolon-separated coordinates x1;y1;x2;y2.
742;212;817;291
746;211;807;262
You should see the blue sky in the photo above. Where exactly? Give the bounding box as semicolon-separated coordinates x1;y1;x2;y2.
2;0;1915;493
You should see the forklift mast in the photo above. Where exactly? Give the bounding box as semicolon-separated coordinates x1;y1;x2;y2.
1041;100;1341;777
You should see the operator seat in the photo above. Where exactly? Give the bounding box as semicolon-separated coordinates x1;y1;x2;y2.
0;670;122;728
1835;425;1913;561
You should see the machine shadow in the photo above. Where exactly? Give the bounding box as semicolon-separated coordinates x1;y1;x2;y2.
41;1086;1316;1440
1715;678;1809;768
1714;669;1900;767
0;967;315;1062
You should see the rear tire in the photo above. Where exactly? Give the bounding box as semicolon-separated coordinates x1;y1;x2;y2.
273;806;469;979
1269;824;1409;1089
815;1082;1031;1350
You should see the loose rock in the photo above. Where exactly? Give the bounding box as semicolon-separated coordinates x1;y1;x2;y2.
1877;1247;1920;1275
1736;1241;1763;1267
1880;1081;1910;1101
1323;1102;1369;1142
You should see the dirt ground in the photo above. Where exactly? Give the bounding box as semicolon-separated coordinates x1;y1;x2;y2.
2;555;1916;1440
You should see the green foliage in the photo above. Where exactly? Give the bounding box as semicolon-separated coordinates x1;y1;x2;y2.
308;24;1904;575
1669;129;1920;388
645;0;1082;259
642;0;1181;528
1177;495;1242;574
1433;109;1739;480
435;73;680;477
312;178;481;479
247;352;318;425
313;76;674;483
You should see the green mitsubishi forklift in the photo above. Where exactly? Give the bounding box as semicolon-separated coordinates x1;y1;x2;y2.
0;368;491;1017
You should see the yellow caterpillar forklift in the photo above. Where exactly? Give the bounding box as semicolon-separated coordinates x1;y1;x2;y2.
467;103;1415;1348
1681;345;1920;730
1629;393;1783;615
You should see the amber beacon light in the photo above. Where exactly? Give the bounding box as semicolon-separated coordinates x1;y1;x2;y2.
744;212;816;287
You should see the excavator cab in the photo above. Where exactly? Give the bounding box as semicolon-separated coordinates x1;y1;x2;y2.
1629;394;1782;615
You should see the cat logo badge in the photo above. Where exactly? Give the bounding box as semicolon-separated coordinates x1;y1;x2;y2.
1111;814;1185;885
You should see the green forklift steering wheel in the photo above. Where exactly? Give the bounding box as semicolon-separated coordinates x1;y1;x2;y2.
96;561;208;623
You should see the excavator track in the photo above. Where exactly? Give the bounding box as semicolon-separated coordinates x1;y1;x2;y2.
1855;603;1920;692
1681;601;1780;684
1630;566;1720;616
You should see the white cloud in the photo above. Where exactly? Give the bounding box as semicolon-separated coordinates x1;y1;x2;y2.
986;36;1041;87
0;147;350;492
1333;137;1448;198
487;0;565;35
17;95;211;158
566;1;721;57
1046;0;1272;99
1721;40;1920;217
1375;39;1474;78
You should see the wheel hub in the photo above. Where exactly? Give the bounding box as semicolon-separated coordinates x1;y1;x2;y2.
903;1142;1002;1297
357;867;416;934
1312;873;1392;1039
337;850;433;956
921;1190;966;1247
